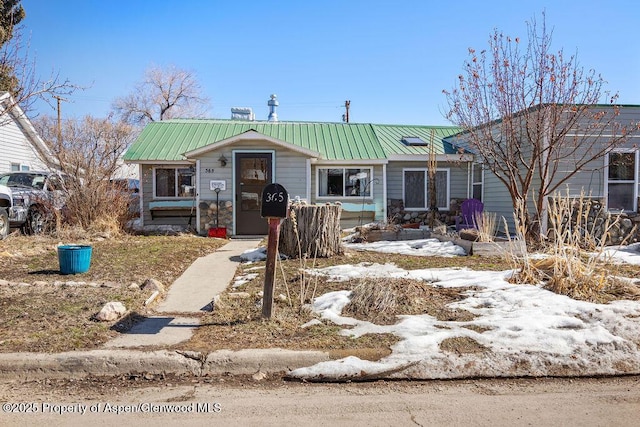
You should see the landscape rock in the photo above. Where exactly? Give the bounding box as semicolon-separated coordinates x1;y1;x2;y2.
142;278;165;293
95;302;127;321
227;292;251;299
252;371;267;381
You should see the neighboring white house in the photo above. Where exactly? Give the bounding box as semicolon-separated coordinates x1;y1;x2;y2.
0;92;51;174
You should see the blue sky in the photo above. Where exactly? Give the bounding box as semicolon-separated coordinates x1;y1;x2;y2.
20;0;640;125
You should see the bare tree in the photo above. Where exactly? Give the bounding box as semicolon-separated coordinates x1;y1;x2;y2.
112;64;209;125
443;13;640;240
36;115;135;230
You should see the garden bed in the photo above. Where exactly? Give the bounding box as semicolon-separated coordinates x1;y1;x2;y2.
362;228;526;257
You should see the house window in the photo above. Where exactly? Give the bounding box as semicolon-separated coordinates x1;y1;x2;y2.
472;163;483;201
607;151;637;211
154;167;195;198
318;167;372;197
403;168;450;210
10;163;29;172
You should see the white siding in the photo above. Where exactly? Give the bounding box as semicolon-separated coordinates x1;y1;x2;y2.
0;115;47;173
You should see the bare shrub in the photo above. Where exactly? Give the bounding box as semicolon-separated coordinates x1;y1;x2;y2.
35;115;135;233
343;278;477;324
509;190;636;302
345;279;397;323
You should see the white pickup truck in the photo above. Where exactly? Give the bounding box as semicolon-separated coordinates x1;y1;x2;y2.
0;183;10;239
0;171;67;236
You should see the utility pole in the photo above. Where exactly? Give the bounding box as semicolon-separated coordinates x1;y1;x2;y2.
54;95;67;145
343;100;350;123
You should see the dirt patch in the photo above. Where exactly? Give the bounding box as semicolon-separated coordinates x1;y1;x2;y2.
439;336;489;355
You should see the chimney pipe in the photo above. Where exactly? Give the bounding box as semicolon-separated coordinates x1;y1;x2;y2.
267;94;279;122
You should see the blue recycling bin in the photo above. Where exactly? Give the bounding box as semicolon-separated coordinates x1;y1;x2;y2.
58;245;92;275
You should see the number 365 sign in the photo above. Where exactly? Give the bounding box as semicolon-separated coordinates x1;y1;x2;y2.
261;183;289;218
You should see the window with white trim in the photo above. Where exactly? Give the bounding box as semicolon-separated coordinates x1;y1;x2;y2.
472;163;483;201
607;151;637;211
403;168;449;210
154;167;195;198
317;167;372;197
10;163;29;172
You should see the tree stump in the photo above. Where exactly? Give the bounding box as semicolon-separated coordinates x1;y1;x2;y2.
278;204;344;258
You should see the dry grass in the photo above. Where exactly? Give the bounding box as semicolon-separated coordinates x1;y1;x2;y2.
508;191;640;303
0;232;496;356
475;211;498;242
0;233;226;353
185;254;480;357
3;228;639;356
343;278;476;325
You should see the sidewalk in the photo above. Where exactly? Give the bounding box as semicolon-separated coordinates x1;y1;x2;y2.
104;238;262;349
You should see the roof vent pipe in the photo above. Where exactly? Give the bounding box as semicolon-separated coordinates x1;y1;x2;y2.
267;94;279;122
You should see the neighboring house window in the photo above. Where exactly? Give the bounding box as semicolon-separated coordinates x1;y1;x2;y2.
318;167;373;197
154;167;195;198
607;151;637;211
403;168;450;210
10;163;29;172
472;163;483;201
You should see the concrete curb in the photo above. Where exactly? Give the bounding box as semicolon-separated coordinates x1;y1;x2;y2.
0;348;331;380
204;349;332;375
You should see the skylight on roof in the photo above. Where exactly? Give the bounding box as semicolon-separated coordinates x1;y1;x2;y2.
401;136;428;146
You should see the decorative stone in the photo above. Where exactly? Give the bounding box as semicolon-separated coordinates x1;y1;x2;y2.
95;302;127;321
141;278;165;293
227;292;251;299
252;371;267;381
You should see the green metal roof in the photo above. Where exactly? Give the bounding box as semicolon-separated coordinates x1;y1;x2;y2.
123;119;461;162
371;124;462;156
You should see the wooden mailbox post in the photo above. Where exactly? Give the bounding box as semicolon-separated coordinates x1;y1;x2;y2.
260;183;288;319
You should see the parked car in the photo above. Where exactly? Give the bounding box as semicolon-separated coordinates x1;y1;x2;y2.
108;178;140;216
0;184;11;239
0;171;68;235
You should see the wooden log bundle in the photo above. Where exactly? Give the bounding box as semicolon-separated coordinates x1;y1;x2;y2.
278;203;344;258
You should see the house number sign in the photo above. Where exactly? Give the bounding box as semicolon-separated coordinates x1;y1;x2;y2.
260;183;288;218
210;180;226;191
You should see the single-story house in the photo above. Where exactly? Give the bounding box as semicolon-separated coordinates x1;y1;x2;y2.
123;109;473;236
124;100;640;238
0;92;51;174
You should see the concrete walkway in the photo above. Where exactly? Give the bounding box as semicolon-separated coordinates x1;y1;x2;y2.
105;238;262;348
